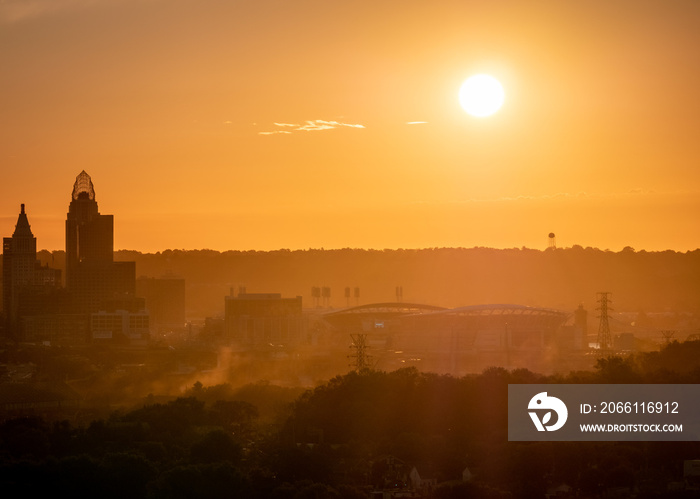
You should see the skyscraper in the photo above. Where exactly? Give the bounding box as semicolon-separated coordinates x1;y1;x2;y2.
65;170;113;284
3;204;38;336
65;171;135;313
2;204;61;339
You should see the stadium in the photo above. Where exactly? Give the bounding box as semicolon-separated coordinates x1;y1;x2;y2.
322;302;578;373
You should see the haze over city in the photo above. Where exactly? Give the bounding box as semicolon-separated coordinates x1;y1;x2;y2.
3;2;700;498
2;0;699;252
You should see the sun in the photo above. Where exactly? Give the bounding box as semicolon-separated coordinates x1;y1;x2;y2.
459;74;505;117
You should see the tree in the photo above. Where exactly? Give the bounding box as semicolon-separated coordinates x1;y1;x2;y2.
190;429;242;465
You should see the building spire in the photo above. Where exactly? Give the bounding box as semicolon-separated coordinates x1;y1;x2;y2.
12;204;33;238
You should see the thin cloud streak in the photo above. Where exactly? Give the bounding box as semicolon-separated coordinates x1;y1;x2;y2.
313;120;364;129
259;120;365;135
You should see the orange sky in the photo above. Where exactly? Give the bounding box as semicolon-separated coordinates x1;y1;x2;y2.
1;0;699;252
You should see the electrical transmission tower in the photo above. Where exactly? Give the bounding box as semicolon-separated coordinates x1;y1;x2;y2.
661;330;676;345
349;333;371;371
596;292;613;353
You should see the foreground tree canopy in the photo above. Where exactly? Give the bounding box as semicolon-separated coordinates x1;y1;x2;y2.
2;341;700;498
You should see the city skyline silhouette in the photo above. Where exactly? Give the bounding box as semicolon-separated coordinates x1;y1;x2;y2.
1;3;700;494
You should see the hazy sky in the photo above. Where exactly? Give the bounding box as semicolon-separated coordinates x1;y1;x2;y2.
2;0;699;252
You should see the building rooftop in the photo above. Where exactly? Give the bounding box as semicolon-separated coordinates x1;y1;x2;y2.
72;170;95;201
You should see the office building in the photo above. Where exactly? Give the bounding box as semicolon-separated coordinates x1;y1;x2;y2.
136;275;186;330
65;171;135;313
224;292;304;346
2;204;61;339
91;309;150;342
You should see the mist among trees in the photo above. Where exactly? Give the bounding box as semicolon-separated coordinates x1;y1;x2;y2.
3;341;700;498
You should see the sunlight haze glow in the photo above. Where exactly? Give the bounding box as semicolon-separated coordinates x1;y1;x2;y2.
1;0;699;252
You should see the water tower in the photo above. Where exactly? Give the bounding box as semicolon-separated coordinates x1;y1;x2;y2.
548;232;556;249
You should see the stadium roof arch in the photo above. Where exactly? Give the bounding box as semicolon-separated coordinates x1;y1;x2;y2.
322;302;447;330
325;302;447;317
424;303;568;318
402;303;571;331
321;302;571;332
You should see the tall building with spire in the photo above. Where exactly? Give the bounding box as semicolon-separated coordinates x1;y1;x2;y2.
3;204;61;339
66;170;113;278
65;171;136;313
3;204;37;336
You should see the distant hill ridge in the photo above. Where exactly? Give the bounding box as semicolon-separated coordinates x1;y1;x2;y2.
30;247;700;318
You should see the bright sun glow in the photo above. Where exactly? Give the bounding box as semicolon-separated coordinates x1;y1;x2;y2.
459;74;505;117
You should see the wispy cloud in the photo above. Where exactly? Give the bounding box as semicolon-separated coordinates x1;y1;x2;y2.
312;120;364;129
406;121;428;125
296;121;336;132
259;120;365;135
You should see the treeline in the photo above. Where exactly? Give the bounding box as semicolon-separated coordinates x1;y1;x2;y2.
34;246;700;317
0;382;304;499
2;341;700;498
